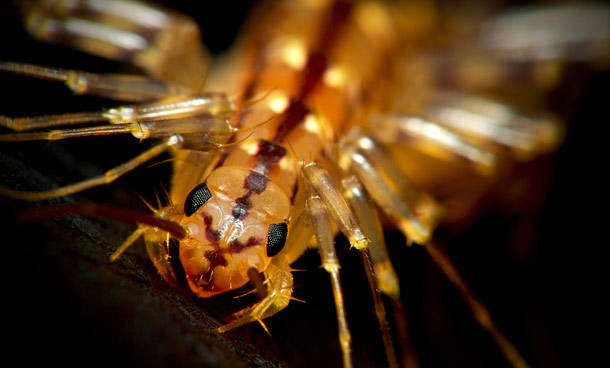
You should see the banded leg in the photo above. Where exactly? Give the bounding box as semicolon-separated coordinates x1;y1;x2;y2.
21;0;210;90
0;135;182;200
336;131;531;368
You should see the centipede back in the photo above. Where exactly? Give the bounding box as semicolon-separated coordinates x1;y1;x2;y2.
0;1;605;367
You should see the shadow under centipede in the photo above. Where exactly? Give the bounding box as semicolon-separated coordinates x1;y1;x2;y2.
0;1;600;367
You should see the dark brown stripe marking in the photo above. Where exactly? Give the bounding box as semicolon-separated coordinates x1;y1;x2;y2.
197;212;262;290
231;140;286;220
254;139;287;172
272;1;352;142
272;100;310;143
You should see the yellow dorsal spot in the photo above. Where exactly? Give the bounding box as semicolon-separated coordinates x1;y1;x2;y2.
323;65;347;88
267;90;290;113
304;114;323;136
242;139;259;155
281;38;307;70
355;2;392;40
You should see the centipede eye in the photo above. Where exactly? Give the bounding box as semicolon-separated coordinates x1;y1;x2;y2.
267;222;288;257
184;182;212;216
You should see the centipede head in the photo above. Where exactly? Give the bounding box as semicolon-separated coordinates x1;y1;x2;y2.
176;166;290;298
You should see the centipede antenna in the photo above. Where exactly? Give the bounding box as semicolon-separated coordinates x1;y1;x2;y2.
18;202;187;240
424;241;530;368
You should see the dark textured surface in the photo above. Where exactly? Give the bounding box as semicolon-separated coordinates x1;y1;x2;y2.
0;1;602;367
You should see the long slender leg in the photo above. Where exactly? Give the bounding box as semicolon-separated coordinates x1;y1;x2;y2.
424;241;530;368
367;114;497;174
421;92;563;160
302;162;404;367
301;162;368;250
0;125;134;141
20;0;210;90
0;111;106;132
337;131;531;368
0;136;181;200
342;175;419;368
0;62;189;102
307;195;352;368
336;133;442;245
216;263;294;334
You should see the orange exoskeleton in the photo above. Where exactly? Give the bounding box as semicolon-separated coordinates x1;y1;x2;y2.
1;0;608;367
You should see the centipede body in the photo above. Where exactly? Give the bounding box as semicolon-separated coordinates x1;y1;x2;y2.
0;1;603;367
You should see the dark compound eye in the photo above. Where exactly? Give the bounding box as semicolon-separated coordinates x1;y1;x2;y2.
267;222;288;257
184;183;212;216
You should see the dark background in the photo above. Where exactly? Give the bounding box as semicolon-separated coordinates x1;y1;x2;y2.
0;1;600;367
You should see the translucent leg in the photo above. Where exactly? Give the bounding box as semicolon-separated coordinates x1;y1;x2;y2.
367;114;497;175
0;124;134;141
424;241;530;368
301;162;368;250
0;111;106;132
306;195;352;368
216;263;294;334
0;136;181;200
20;0;210;90
422;91;563;160
336;133;442;245
0;62;190;102
342;176;418;368
337;131;531;368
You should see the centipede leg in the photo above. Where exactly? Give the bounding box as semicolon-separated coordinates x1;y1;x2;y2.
302;162;406;367
341;175;418;368
216;263;294;334
306;195;353;368
0;62;191;103
337;132;531;368
21;0;210;90
0;135;181;200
